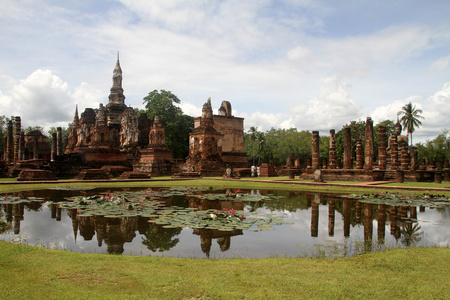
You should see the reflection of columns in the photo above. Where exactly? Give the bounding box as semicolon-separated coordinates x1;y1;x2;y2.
355;201;362;223
364;117;374;170
329;129;336;169
343;199;350;237
389;206;401;240
57;127;63;156
390;134;398;170
344;126;352;169
13;203;24;235
33;137;39;159
200;235;212;258
328;199;335;237
312;131;320;170
51;133;57;162
311;194;320;237
14;116;21;162
378;126;387;170
410;207;417;220
377;204;386;244
363;203;373;250
356;140;363;169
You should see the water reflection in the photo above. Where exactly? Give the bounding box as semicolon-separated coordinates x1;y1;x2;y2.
0;188;449;258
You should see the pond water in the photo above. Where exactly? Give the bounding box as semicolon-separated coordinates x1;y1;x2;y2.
0;187;449;259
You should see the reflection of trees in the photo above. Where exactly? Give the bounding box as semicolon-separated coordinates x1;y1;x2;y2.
261;192;309;212
400;223;423;246
142;223;181;252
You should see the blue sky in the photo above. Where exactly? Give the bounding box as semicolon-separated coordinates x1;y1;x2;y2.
1;0;450;143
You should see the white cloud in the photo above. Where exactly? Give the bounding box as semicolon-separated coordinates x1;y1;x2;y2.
0;70;103;132
430;55;450;72
287;76;361;131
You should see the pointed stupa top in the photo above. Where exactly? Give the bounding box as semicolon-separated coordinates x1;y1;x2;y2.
73;104;80;127
113;51;122;77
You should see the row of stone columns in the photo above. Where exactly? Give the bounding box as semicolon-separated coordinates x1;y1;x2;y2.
4;116;64;163
312;117;420;171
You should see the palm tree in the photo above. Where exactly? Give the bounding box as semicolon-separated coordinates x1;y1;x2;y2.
397;102;424;147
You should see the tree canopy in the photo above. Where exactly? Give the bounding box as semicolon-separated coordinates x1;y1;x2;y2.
397;102;424;147
142;90;194;159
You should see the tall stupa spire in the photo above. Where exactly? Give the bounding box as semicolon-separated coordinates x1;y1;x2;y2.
112;51;122;88
108;51;126;108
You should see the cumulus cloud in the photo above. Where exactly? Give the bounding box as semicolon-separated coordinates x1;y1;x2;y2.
0;69;103;132
287;76;362;132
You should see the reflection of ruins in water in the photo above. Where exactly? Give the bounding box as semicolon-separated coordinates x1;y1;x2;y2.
306;192;425;248
0;190;436;256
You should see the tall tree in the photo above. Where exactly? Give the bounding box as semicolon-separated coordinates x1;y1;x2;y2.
397;102;424;147
143;90;194;159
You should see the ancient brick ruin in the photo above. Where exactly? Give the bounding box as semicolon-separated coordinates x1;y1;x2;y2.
2;54;248;180
300;117;447;182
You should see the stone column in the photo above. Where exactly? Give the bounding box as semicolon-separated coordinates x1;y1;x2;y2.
343;126;352;169
410;147;418;171
378;126;387;170
6;120;14;164
33;136;39;159
14;116;21;163
57;127;63;156
328;129;336;169
390;134;398;170
401;143;409;170
312;131;320;170
356;139;363;169
364;117;374;170
18;132;24;161
51;133;57;162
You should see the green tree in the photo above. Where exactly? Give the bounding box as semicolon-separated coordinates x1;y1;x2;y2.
143;90;194;159
397;102;424;147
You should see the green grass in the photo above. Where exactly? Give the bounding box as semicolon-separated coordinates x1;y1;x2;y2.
0;241;448;299
0;178;450;196
381;181;450;188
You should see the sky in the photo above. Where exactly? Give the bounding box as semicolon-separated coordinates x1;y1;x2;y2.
1;0;450;144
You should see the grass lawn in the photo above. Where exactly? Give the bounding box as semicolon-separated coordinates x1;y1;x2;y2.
0;241;448;299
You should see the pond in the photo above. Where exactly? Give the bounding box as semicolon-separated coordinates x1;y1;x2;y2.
0;187;449;259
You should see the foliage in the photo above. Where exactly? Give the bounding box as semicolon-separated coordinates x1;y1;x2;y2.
245;128;313;166
397;101;424;147
0;115;7;157
23;126;44;134
416;129;450;162
142;90;194;159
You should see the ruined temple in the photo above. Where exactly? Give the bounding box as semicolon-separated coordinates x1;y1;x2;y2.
64;53;146;168
133;115;174;176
